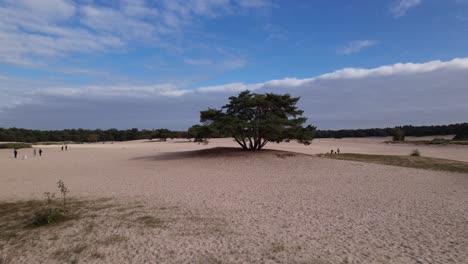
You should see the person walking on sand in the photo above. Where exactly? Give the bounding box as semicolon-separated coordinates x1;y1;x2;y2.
14;149;18;159
65;145;68;151
33;149;37;157
337;148;340;155
39;149;43;156
61;145;64;151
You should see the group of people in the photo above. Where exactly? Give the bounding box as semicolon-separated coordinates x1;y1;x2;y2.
13;148;42;159
13;145;69;159
330;148;341;155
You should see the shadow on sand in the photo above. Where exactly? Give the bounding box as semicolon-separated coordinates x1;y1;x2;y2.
131;147;304;161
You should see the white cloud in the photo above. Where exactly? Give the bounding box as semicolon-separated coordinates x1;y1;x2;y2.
337;40;379;55
184;57;248;70
0;0;272;68
237;0;272;9
3;57;467;99
390;0;422;18
2;57;468;130
317;58;468;80
262;23;287;40
184;59;213;66
0;0;124;67
219;57;248;70
57;67;110;76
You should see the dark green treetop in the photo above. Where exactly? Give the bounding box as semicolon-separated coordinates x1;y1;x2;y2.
197;90;315;151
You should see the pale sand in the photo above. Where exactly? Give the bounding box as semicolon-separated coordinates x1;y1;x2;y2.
1;138;467;263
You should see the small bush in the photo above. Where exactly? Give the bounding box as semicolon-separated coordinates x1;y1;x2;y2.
0;143;32;149
32;208;65;227
392;129;405;142
32;180;70;227
454;125;468;140
410;149;421;157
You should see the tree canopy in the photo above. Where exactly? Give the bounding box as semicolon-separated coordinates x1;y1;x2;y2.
196;90;316;151
392;128;405;142
454;124;468;140
150;129;174;141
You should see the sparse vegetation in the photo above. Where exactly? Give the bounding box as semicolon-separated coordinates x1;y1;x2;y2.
32;180;70;227
32;207;65;227
385;137;468;145
429;137;451;145
100;234;127;246
392;128;405;142
319;153;468;173
410;149;421;157
0;143;32;149
271;242;286;253
57;180;70;208
0;194;184;262
0;253;12;264
136;215;164;228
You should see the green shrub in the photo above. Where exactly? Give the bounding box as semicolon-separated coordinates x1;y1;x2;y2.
0;143;32;149
454;125;468;140
32;208;65;227
410;149;421;157
32;180;70;227
392;129;405;142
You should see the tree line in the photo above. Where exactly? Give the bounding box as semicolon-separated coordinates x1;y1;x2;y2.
0;128;188;143
1;123;467;143
315;123;468;139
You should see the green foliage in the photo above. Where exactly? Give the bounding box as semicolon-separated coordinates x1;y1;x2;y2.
32;207;65;227
410;149;421;157
392;129;405;142
87;134;98;142
195;90;316;151
0;128;186;143
315;123;468;138
1;123;467;142
0;143;32;149
57;180;69;208
454;124;468;140
150;129;174;141
187;125;214;143
32;180;70;227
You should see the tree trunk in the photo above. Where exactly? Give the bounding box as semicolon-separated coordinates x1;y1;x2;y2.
234;138;248;150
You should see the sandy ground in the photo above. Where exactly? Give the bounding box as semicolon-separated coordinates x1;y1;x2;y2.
1;138;467;263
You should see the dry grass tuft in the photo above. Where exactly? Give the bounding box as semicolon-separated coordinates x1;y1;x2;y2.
271;242;286;253
136;215;165;228
100;234;127;246
0;253;12;264
275;153;296;159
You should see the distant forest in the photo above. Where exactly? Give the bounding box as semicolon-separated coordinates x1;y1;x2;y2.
0;123;467;143
315;123;468;139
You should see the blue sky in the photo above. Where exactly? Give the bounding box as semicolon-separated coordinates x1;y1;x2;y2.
1;0;468;130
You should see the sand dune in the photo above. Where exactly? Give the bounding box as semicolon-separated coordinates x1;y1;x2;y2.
0;138;467;263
